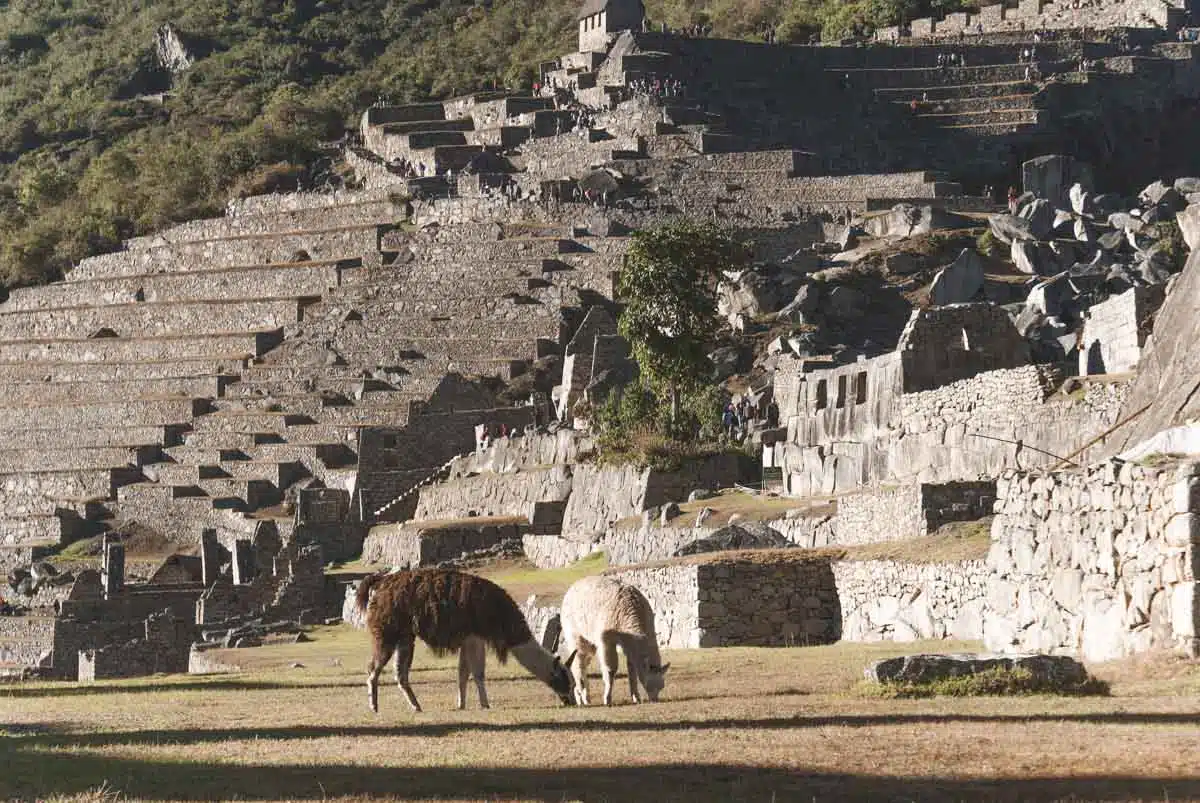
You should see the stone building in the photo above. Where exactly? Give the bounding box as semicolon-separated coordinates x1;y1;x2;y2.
578;0;645;53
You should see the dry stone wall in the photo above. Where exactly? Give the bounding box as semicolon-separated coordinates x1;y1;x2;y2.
611;554;841;648
833;559;989;642
561;455;745;540
362;521;523;568
983;459;1200;662
413;465;573;524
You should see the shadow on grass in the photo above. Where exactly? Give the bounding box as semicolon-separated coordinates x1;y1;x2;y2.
0;678;371;697
1;744;1198;802
10;711;1200;749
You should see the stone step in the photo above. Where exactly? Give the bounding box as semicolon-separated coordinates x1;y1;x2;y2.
0;397;206;432
363;104;447;127
377;119;474;135
0;330;280;364
194;478;282;510
125;198;402;248
5;263;345;312
313;405;416;428
67;225;384;282
888;94;1036;113
0;358;246;384
836;63;1035;89
190;411;317;434
0;298;312;342
0;515;72;546
872;79;1035;100
2;424;186;452
333;338;543;364
116;482;233;514
0;375;229;407
409;238;583;262
0;445;162;473
917;108;1039;125
144;459;306;488
0;466;145;514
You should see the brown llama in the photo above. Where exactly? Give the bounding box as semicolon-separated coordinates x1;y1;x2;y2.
355;569;576;712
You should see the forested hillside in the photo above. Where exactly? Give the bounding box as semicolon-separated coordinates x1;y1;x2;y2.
0;0;966;288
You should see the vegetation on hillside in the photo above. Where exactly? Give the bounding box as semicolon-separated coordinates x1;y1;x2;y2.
0;0;970;289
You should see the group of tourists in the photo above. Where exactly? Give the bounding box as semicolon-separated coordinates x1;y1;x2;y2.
626;77;686;99
646;19;713;38
936;51;967;68
721;396;779;441
390;157;428;179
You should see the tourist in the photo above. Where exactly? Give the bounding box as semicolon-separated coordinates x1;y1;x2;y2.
1007;186;1020;213
722;404;734;438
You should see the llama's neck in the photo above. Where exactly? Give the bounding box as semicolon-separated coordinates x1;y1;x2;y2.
511;639;559;685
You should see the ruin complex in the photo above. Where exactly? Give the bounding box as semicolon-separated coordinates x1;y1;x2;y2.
4;0;1200;678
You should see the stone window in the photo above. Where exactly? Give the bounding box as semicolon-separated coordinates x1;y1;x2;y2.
855;371;868;404
836;375;847;408
815;379;828;410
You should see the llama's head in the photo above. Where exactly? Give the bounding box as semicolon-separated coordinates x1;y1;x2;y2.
643;661;670;702
549;649;577;705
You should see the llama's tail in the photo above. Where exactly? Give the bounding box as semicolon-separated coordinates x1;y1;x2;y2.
355;572;387;614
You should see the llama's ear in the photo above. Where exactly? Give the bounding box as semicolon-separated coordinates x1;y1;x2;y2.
660;663;670;673
562;649;577;669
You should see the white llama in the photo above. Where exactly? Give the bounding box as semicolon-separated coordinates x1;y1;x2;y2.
559;574;669;705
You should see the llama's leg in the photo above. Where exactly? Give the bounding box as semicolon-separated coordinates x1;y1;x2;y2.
468;637;489;710
394;638;422;713
456;646;470;711
600;638;620;706
628;651;643;704
367;639;396;714
570;644;590;706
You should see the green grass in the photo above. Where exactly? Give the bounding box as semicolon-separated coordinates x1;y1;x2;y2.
477;552;608;605
860;666;1112;699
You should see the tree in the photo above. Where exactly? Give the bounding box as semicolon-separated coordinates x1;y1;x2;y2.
617;221;750;423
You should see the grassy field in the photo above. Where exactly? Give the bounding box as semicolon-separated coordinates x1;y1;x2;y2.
3;621;1200;802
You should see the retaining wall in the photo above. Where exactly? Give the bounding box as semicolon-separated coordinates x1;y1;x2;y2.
983;459;1200;662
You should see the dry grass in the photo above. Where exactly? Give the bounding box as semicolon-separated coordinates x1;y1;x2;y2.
3;627;1200;802
836;518;994;564
476;552;608;605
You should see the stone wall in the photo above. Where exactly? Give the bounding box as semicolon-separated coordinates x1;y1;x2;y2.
77;610;195;681
447;430;586;479
610;553;841;648
983;459;1200;662
412;465;573;524
561;454;746;540
833;559;990;641
361;521;523;568
520;534;599;568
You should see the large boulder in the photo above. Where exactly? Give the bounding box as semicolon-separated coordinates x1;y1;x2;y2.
1174;177;1200;195
989;213;1035;244
864;204;972;239
929;248;985;305
826;285;866;320
1069;182;1091;216
1177;204;1200;251
1021;154;1091;208
717;270;780;325
1017;198;1056;240
1010;239;1040;274
1139;179;1185;211
774;284;819;323
865;652;1091;688
673;522;793;557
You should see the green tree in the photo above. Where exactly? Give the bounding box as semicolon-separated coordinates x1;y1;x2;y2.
616;221;750;422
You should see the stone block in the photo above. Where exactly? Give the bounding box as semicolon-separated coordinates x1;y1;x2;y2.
865;652;1088;685
1165;514;1199;548
910;17;935;36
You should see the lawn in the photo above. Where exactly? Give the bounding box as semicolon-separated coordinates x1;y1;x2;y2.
3;622;1200;802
